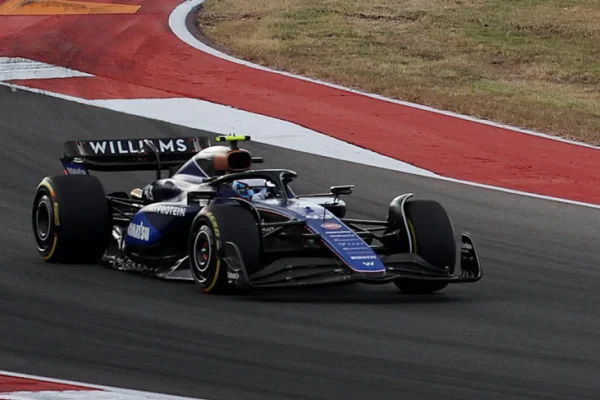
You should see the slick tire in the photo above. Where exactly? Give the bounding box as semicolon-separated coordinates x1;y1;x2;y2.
32;175;110;263
389;198;456;294
188;203;261;294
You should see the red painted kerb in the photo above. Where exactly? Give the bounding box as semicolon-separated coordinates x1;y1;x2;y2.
0;374;94;393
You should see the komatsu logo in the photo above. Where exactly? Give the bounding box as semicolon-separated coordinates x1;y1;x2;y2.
127;221;150;241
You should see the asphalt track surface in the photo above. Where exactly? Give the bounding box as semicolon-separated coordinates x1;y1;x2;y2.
0;85;599;400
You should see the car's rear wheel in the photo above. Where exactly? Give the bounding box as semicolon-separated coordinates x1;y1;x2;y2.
388;197;456;294
32;175;111;263
188;203;262;294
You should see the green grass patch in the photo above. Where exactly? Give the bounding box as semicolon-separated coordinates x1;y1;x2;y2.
197;0;600;144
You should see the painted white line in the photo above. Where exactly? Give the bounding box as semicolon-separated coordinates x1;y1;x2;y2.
0;57;93;81
169;0;600;151
3;80;600;210
0;370;208;400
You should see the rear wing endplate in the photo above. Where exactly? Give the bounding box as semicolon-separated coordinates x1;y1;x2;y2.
60;137;210;173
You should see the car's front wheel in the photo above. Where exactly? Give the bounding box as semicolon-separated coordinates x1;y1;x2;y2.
188;203;262;294
387;197;457;294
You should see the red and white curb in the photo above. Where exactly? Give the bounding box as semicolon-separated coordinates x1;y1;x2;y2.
0;371;207;400
0;57;437;177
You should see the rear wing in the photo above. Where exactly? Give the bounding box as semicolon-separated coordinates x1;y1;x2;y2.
60;137;210;175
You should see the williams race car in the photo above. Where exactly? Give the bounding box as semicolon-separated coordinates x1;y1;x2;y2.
32;135;482;294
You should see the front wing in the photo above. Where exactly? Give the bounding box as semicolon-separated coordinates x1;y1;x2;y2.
223;233;482;291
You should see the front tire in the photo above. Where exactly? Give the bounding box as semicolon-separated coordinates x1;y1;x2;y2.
388;198;456;294
188;203;262;294
32;175;111;263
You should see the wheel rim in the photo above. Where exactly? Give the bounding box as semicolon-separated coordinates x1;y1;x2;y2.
192;228;212;283
35;201;51;241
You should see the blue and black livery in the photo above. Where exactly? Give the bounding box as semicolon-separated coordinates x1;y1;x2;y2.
32;135;482;295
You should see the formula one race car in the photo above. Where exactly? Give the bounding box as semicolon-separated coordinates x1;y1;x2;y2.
31;135;482;295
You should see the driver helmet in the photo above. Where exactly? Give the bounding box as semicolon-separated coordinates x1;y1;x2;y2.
231;179;257;200
231;179;271;200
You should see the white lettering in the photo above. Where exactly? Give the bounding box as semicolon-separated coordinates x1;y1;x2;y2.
127;221;150;241
350;255;378;260
362;261;375;267
89;139;193;155
66;167;87;175
159;140;175;152
128;140;138;153
326;232;354;237
227;271;240;280
176;139;187;152
117;141;128;154
145;204;186;217
89;141;107;154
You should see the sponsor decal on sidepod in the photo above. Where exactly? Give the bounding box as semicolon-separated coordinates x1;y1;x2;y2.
127;221;150;241
144;204;186;217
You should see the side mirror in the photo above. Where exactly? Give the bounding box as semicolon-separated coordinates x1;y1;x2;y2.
330;185;354;196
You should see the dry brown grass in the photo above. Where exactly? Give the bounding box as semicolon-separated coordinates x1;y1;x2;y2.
197;0;600;144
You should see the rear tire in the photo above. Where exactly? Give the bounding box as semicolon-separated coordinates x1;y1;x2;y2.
389;198;456;294
32;175;110;263
188;203;261;294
